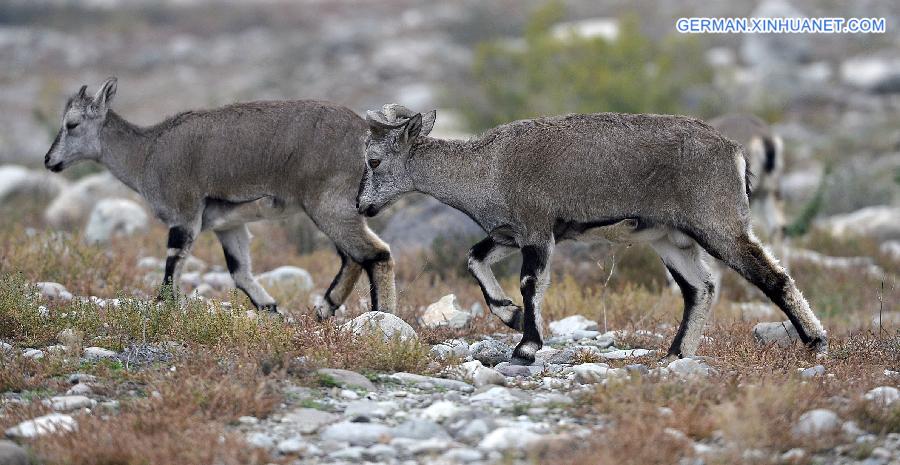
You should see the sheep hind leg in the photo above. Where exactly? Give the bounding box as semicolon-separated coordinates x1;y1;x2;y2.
511;241;553;365
314;248;363;321
215;224;278;314
701;231;827;353
651;231;716;362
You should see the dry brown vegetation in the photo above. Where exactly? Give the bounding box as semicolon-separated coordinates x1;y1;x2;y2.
0;199;897;465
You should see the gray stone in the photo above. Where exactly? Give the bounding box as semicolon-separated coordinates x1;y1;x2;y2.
573;363;611;383
599;349;652;359
44;395;96;412
792;409;841;437
864;386;899;406
625;364;650;375
666;358;710;378
257;266;314;293
35;282;73;301
320;421;393;446
421;294;471;329
344;400;397;419
276;436;307;455
342;311;417;342
548;315;598;337
800;365;826;378
84;198;148;244
5;413;76;438
246;432;275;449
66;383;93;396
455;418;492;443
22;349;43;359
68;373;98;384
389;372;474;392
316;368;375;391
472;366;506;387
0;440;28;465
753;321;800;347
422;400;464;423
470;339;511;366
431;339;470;360
328;446;364;460
441;447;483;463
816;206;900;242
83;346;117;361
393;419;450;440
478;426;542;450
363;443;397;460
571;329;600;341
495;363;532;378
44;172;137;229
281;407;340;434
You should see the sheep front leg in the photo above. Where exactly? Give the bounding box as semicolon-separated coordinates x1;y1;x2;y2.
157;221;200;303
511;241;553;365
467;237;523;331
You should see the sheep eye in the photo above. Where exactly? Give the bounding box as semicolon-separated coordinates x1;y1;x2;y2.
369;159;381;169
65;121;79;131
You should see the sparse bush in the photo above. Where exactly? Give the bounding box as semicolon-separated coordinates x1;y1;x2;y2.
458;2;714;132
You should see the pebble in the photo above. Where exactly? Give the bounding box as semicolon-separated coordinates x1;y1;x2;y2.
393;418;450;440
599;349;653;359
44;395;96;412
281;408;340;434
344;400;397;419
276;436;306;455
752;321;799;347
422;400;464;423
431;339;471;360
317;368;376;390
864;386;899;406
5;413;77;438
666;358;710;378
495;363;533;378
389;372;474;392
572;363;611;383
35;282;73;301
0;440;28;465
548;315;598;337
478;426;542;450
320;421;393;446
799;364;826;378
246;431;275;449
22;348;44;359
66;383;93;395
420;294;471;329
83;346;117;361
792;409;841;437
470;339;512;366
342;311;418;342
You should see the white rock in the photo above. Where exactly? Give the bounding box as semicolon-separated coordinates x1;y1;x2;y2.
389;372;473;392
478;427;542;450
22;348;44;359
666;358;710;378
572;363;611;383
599;349;652;359
5;413;76;438
431;339;470;360
816;206;900;241
470;386;520;406
66;383;93;396
281;408;340;434
257;266;314;293
276;436;307;454
752;321;799;347
863;386;899;406
421;294;471;329
320;421;393;446
44;395;96;412
246;431;275;449
549;315;598;337
35;282;73;301
342;311;417;342
84;198;149;244
83;346;117;361
422;400;463;422
202;271;234;290
792;409;841;437
45;172;137;229
473;366;506;388
0;165;67;204
345;400;397;419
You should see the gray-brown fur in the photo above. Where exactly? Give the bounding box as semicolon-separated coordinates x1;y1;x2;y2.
358;104;826;364
709;113;785;243
44;78;396;317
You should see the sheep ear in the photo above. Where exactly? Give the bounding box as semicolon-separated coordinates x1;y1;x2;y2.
403;113;424;143
421;110;436;137
91;77;117;114
76;85;88;100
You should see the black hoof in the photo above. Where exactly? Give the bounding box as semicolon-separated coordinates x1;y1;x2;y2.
511;340;540;365
807;335;828;355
